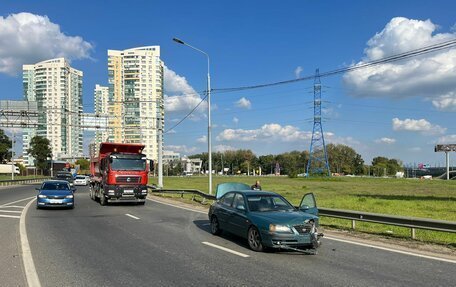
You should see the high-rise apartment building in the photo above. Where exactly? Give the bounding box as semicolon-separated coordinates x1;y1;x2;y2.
93;84;109;151
107;46;164;161
22;58;83;165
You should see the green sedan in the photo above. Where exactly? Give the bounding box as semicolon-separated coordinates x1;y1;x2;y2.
208;183;323;254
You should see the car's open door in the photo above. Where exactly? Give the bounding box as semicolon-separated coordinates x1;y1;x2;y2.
299;193;318;216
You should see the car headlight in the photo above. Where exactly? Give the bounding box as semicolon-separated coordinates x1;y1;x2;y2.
269;224;292;233
38;194;46;198
65;195;74;199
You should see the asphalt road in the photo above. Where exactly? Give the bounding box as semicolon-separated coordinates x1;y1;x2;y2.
1;184;455;286
0;183;40;287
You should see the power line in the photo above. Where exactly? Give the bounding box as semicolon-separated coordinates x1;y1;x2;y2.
212;39;456;93
164;94;208;134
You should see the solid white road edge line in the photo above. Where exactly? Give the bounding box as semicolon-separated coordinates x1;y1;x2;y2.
149;197;455;264
20;198;41;287
0;214;21;219
202;242;250;258
325;236;456;264
1;196;36;207
125;213;140;220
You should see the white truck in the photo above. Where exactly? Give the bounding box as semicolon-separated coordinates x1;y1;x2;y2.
0;164;20;174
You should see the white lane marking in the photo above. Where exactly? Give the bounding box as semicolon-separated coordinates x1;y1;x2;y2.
147;198;207;215
0;214;21;219
150;198;456;264
0;205;25;209
0;210;22;213
125;213;140;220
1;196;35;207
20;198;41;287
202;241;250;258
325;236;456;264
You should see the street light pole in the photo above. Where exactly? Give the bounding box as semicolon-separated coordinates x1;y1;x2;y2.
173;37;213;194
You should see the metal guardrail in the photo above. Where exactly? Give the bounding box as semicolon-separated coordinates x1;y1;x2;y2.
149;187;216;200
318;208;456;239
148;187;456;239
0;178;49;186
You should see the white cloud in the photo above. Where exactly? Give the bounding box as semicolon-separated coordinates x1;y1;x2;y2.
165;145;197;154
0;12;93;75
437;134;456;143
216;123;312;142
392;118;446;135
214;145;236;152
235;97;251;109
375;137;396;144
233;117;239;124
324;132;361;147
431;92;456;111
197;135;207;143
295;66;303;78
343;17;456;101
164;66;207;114
410;147;422;152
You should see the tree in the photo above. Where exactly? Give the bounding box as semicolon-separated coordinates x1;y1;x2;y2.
75;159;90;171
27;136;52;171
327;144;364;175
371;156;402;176
0;129;12;163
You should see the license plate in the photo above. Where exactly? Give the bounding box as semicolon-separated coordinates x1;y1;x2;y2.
124;190;134;194
50;199;63;204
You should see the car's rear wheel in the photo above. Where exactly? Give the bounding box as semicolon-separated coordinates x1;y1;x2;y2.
210;216;222;235
248;226;264;252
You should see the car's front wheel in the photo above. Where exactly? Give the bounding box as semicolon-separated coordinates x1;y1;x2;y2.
248;226;264;252
210;216;222;235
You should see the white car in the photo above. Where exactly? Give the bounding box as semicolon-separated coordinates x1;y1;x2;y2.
74;175;88;186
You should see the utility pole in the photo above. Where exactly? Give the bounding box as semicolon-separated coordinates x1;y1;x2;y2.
306;69;330;177
11;130;15;180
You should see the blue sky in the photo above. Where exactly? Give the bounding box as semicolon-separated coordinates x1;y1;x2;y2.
1;0;456;166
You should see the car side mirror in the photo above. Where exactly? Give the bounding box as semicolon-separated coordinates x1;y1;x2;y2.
300;205;310;211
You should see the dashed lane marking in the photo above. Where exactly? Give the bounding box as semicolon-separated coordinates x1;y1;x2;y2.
202;242;250;258
125;213;140;220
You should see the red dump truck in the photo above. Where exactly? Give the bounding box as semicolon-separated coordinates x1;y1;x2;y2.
90;142;149;205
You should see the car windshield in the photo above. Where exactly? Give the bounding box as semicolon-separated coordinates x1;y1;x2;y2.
247;195;295;212
42;182;70;190
111;158;146;171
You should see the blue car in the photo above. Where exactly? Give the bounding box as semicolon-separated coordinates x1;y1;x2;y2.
36;180;75;209
208;183;323;254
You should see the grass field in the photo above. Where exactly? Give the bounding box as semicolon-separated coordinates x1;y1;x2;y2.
150;176;456;246
0;175;49;181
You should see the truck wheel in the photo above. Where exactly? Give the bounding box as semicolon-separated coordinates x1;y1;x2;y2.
100;194;107;206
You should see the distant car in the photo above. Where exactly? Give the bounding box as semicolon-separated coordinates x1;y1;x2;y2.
55;172;75;187
36;180;75;209
74;175;88;186
208;183;323;254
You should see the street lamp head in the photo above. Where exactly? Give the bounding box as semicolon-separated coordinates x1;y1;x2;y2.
173;38;185;45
